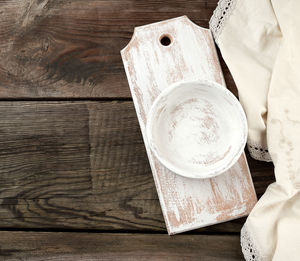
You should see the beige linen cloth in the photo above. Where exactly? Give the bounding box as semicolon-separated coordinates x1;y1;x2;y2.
210;0;300;260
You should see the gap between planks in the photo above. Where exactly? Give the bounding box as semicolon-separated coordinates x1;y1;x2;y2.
0;227;240;235
0;98;133;102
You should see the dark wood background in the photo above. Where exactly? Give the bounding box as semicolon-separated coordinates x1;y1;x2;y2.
0;0;274;260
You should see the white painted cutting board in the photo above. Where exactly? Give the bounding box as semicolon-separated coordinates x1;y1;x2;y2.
121;16;257;235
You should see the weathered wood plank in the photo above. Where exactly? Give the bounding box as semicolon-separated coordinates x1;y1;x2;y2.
0;0;237;98
0;101;274;232
121;16;256;235
0;231;243;261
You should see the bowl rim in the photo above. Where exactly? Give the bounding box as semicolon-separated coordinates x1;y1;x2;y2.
146;79;248;179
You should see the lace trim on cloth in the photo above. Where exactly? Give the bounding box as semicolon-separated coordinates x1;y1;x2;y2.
209;0;238;44
241;225;263;261
247;142;272;162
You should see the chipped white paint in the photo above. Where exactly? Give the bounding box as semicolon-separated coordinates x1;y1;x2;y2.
146;80;248;179
121;16;257;235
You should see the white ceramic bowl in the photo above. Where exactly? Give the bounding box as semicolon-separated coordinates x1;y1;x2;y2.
146;80;247;179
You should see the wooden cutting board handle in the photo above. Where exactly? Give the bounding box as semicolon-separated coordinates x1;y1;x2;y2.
121;16;257;235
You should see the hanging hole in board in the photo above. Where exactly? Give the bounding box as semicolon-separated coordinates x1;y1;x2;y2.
160;34;172;46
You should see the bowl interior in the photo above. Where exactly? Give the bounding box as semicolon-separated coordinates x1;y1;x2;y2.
147;81;247;179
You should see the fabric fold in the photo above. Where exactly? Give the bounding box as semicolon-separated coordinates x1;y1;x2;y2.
210;0;300;260
210;0;281;162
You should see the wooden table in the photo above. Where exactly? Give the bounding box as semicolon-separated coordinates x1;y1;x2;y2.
0;1;274;260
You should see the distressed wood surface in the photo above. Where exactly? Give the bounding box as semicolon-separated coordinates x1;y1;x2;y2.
121;16;257;234
0;101;274;232
0;0;275;259
0;231;243;261
0;0;238;98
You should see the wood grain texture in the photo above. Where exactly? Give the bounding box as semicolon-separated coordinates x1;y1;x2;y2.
0;101;274;232
0;0;238;98
121;16;256;234
0;231;243;261
0;0;272;259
